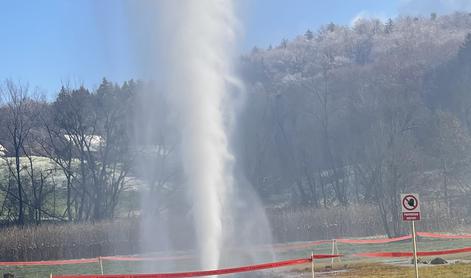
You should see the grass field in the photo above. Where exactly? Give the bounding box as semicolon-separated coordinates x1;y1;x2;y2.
3;260;471;278
335;262;471;278
1;237;471;277
275;237;471;263
293;261;471;277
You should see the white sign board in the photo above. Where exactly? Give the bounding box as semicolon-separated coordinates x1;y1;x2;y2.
401;193;420;221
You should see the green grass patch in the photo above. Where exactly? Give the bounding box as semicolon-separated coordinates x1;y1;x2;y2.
294;261;471;277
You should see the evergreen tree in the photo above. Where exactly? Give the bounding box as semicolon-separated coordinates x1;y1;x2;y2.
279;39;288;49
385;18;393;34
327;22;336;32
304;29;314;40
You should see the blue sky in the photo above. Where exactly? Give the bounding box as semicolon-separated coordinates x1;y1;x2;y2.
0;0;469;96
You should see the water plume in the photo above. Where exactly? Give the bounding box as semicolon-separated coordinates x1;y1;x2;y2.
159;0;237;270
126;0;273;272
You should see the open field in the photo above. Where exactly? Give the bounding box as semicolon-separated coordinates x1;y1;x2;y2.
1;236;471;277
3;260;471;278
275;237;471;262
292;261;471;277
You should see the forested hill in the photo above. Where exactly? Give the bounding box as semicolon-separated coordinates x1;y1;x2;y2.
1;13;471;237
237;13;471;234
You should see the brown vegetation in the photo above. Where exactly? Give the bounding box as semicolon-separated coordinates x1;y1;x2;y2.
268;203;470;242
0;220;139;261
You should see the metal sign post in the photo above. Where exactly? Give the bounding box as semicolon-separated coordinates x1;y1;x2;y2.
411;220;419;278
401;193;421;278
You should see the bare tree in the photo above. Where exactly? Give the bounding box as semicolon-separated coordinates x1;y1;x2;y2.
0;81;36;225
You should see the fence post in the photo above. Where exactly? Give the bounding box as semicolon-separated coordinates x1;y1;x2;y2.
99;256;104;275
335;239;341;262
330;239;336;268
311;252;315;278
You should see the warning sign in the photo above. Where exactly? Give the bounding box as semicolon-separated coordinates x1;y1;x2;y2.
401;193;420;221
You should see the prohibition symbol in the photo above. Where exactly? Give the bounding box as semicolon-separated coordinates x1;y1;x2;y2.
400;193;421;278
402;195;418;211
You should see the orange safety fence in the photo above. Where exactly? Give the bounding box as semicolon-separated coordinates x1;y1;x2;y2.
46;246;471;277
417;232;471;239
336;235;412;244
0;232;470;268
354;246;471;258
53;255;341;278
335;231;471;244
101;255;193;262
0;258;99;266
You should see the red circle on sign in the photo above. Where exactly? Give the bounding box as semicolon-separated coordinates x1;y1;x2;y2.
402;195;418;211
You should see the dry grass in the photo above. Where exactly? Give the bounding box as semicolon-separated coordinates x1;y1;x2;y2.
267;205;386;242
340;262;471;278
0;220;140;261
295;262;471;277
267;204;471;243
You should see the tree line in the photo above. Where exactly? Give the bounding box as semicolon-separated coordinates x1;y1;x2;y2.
0;79;137;224
239;13;471;236
1;13;471;237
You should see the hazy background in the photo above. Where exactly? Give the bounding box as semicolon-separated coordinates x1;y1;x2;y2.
1;0;471;264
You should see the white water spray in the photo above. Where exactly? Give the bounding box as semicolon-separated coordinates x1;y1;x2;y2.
125;0;273;271
161;0;237;270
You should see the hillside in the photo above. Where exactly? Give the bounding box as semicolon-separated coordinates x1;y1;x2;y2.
237;13;471;237
1;13;471;238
